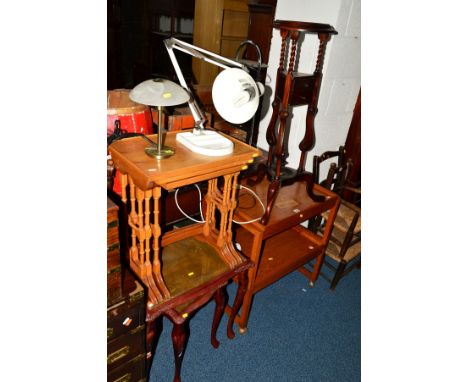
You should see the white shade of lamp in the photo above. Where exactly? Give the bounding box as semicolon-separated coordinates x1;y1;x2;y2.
212;67;262;124
165;37;264;156
129;78;190;159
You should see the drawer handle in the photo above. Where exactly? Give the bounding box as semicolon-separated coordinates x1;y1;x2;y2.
112;373;132;382
107;327;114;340
122;317;132;326
107;345;129;365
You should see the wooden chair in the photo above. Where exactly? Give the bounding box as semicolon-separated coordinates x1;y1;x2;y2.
308;146;361;290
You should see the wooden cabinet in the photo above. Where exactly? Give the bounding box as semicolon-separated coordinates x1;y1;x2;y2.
107;270;146;382
107;198;146;381
193;0;249;86
108;197;122;305
245;0;276;64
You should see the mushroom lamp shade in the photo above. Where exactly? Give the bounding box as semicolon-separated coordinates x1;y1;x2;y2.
129;78;190;159
129;78;190;107
212;68;262;124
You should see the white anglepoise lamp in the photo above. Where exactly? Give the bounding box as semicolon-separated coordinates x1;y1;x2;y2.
129;78;190;159
164;37;264;156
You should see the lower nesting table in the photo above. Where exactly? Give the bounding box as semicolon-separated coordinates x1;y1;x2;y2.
228;177;340;332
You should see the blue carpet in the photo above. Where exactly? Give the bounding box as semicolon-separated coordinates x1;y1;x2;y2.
149;267;360;382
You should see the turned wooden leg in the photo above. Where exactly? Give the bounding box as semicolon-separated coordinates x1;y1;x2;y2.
211;288;226;349
171;321;188;382
228;270;249;339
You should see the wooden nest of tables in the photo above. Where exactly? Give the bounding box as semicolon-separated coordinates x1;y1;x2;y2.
109;131;260;382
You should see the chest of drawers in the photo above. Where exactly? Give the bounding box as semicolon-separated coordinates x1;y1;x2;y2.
107;270;146;382
108;197;122;305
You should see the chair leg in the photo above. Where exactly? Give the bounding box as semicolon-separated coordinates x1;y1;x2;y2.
330;260;347;291
171;321;188;382
211;288;226;349
228;270;249;339
145;315;163;377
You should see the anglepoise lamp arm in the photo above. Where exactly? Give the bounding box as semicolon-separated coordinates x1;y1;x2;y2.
164;37;249;130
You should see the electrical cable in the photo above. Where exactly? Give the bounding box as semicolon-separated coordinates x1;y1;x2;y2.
173;183;264;225
174;184;205;223
232;185;265;224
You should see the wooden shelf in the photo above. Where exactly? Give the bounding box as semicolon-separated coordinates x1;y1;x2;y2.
236;225;324;294
235;177;339;239
162;236;229;297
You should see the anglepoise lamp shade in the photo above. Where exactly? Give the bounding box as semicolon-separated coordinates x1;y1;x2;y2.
129;79;190;159
175;69;264;156
163;37;266;156
212;68;261;124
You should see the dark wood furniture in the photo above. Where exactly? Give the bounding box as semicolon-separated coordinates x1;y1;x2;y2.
108;269;147;382
107;0;122;90
228;177;340;332
308;147;361;290
236;0;277;147
147;0;195;82
109;132;260;382
107;0;196;89
248;20;338;225
245;0;276;66
107;0;150;89
108;197;123;305
108;198;147;381
343;89;361;204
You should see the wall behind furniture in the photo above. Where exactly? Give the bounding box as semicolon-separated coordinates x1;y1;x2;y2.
256;0;361;172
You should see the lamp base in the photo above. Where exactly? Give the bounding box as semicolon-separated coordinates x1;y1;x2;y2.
144;145;175;159
176;130;233;156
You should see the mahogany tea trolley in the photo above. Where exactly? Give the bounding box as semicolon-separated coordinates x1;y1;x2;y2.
229;177;339;333
109;131;260;382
